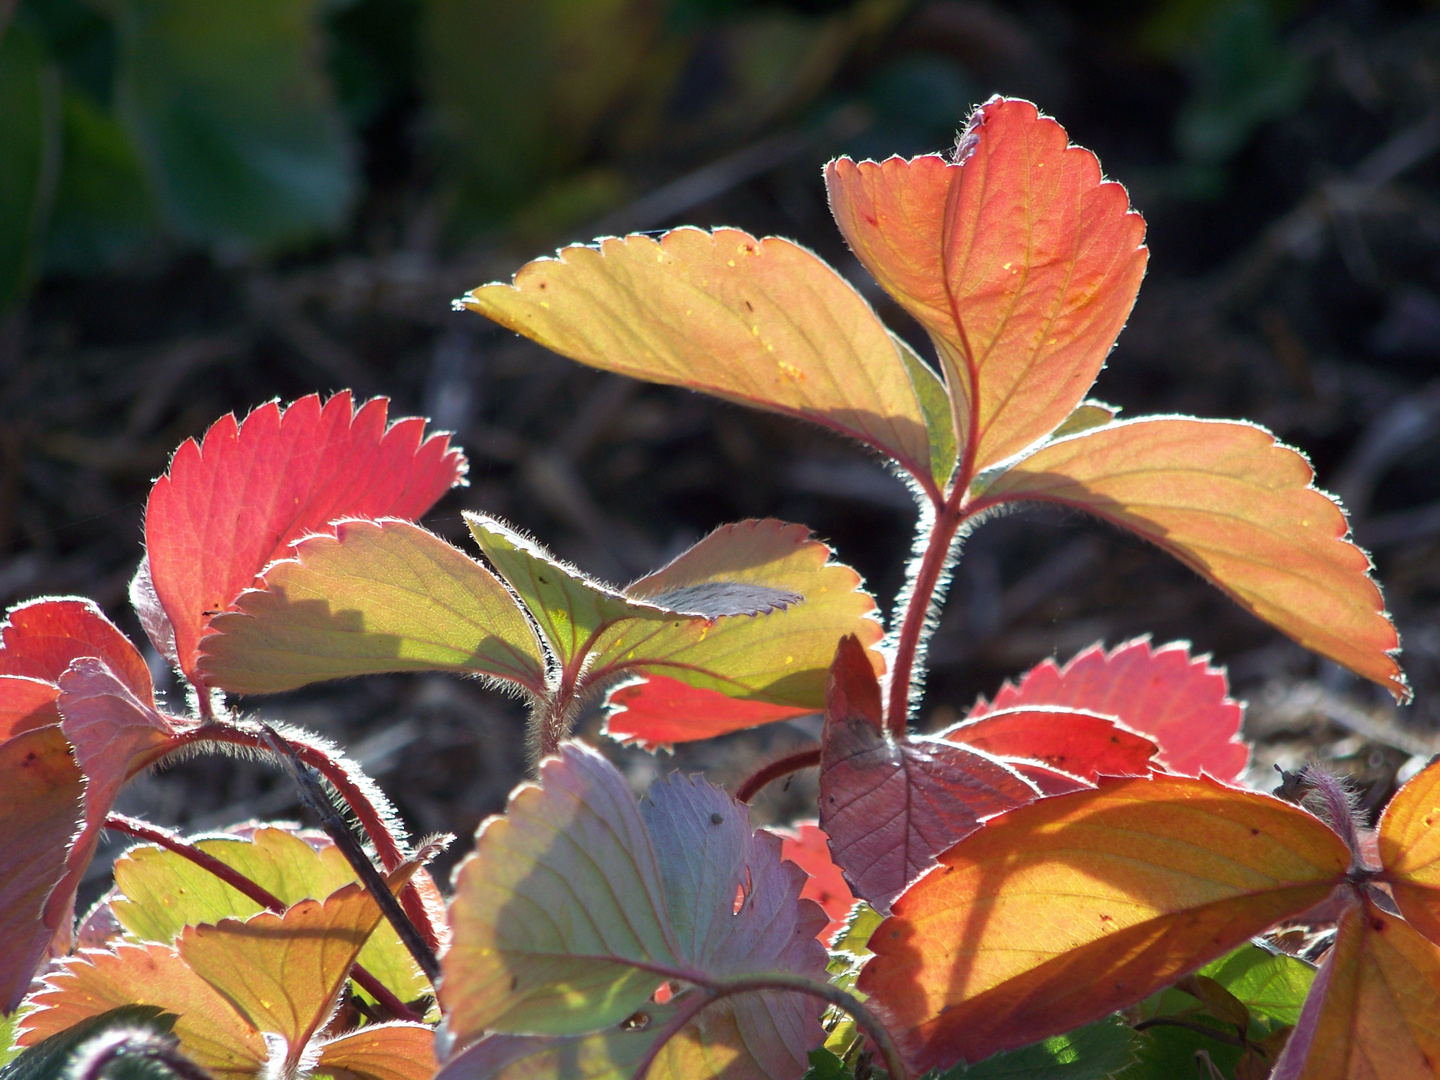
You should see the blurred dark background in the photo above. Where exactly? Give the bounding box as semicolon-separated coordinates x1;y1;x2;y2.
4;0;1440;886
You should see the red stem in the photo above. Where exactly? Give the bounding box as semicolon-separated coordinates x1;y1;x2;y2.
885;499;968;734
164;723;442;954
104;813;422;1023
735;746;821;804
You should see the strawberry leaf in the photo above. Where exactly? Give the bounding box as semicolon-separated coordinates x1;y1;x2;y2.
465;515;881;745
1377;756;1440;945
460;227;948;499
314;1023;437;1080
825;97;1148;475
966;639;1246;781
818;636;1037;912
143;392;466;687
177;882;398;1073
198;519;546;696
856;774;1350;1073
937;707;1161;784
441;742;828;1076
111;826;427;1004
973;418;1406;701
775;823;856;946
440;742;682;1039
0;598;152;705
0;726;86;1014
1270;899;1440;1080
0;677;59;740
18;942;266;1079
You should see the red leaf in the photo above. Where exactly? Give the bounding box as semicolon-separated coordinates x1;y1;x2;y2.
0;598;153;704
48;658;191;952
0;676;61;739
939;707;1160;783
825;97;1148;475
0;726;86;1013
818;636;1037;911
143;392;466;686
776;822;855;945
969;638;1248;781
604;676;816;746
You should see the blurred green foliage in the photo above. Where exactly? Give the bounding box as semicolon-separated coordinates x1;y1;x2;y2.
0;0;1322;315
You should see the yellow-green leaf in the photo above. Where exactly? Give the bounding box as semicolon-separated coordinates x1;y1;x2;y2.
460;227;944;498
200;518;546;696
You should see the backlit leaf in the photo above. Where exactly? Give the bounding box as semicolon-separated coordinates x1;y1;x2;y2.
199;519;546;696
18;942;266;1079
0;726;86;1014
144;393;466;687
441;743;680;1039
111;826;426;1004
1376;756;1440;945
443;743;827;1078
966;639;1246;781
0;1006;174;1080
110;0;357;250
0;598;153;704
941;1017;1138;1079
434;994;794;1080
0;677;59;740
973;419;1406;701
466;515;881;745
315;1023;437;1080
460;227;944;496
856;774;1350;1073
51;658;190;959
177;883;394;1073
818;636;1037;912
1270;900;1440;1080
937;707;1160;784
602;519;882;745
776;823;855;945
825;97;1148;474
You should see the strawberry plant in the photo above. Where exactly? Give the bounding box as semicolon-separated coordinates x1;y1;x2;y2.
0;97;1425;1080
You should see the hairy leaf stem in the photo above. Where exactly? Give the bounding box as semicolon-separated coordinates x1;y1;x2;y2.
735;746;821;803
260;726;442;987
165;721;443;954
886;496;970;735
104;813;421;1022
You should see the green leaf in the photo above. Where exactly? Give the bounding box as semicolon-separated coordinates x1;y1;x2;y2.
804;1047;854;1080
107;0;356;250
893;333;958;494
1199;943;1314;1028
441;742;828;1075
0;17;60;312
110;826;428;1005
0;1007;174;1080
939;1018;1137;1079
43;88;159;273
201;518;547;696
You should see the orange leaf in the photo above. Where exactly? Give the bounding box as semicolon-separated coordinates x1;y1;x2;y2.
1270;899;1440;1080
1377;756;1440;945
19;941;266;1079
973;418;1405;700
178;882;390;1071
316;1022;437;1080
0;726;86;1013
825;97;1147;475
460;227;947;497
856;774;1350;1073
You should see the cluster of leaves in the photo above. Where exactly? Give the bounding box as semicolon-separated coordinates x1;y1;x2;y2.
0;97;1428;1080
